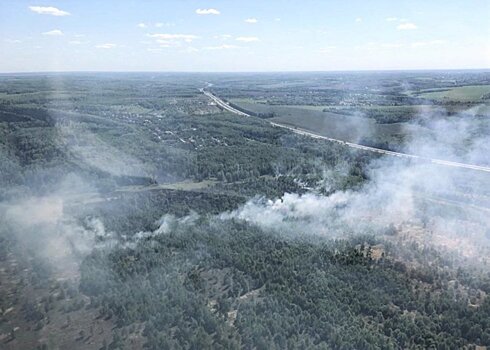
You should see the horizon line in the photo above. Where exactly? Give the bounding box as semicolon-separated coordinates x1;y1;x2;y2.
1;67;489;75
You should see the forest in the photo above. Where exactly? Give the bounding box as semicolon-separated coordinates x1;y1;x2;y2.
0;72;489;349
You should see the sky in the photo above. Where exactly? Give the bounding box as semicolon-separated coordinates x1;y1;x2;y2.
0;0;489;72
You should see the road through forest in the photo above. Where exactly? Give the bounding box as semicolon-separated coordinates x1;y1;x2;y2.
203;89;490;174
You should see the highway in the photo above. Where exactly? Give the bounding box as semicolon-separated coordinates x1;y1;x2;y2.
201;89;249;116
203;89;490;174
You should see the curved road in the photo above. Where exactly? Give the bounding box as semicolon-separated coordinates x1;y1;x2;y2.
201;89;249;116
203;89;490;174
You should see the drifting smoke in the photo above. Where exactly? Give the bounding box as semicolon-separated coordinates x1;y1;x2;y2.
2;82;489;279
408;106;490;166
0;75;154;278
110;102;490;264
98;105;490;262
221;105;490;258
0;176;111;279
0;195;106;278
126;212;200;248
58;121;150;178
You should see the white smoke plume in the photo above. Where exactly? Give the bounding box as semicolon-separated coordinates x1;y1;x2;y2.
221;105;490;259
122;212;200;249
0;177;111;279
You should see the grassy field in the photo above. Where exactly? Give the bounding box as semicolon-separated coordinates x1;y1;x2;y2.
230;100;371;141
230;99;412;149
230;95;490;153
115;180;217;193
417;85;490;102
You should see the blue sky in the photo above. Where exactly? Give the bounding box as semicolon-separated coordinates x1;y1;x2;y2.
0;0;489;72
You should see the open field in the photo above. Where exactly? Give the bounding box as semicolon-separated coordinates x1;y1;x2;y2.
230;100;373;140
416;85;490;102
230;99;413;150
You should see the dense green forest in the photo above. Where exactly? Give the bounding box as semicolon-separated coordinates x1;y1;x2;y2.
80;217;490;349
0;73;489;349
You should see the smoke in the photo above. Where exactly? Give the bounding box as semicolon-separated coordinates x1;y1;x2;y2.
0;76;154;282
220;192;354;236
121;212;200;249
220;105;490;259
0;177;111;280
58;120;150;178
408;107;490;166
95;104;490;263
334;111;376;144
2;76;489;283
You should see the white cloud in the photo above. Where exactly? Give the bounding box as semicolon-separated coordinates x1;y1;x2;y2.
95;43;117;49
29;6;70;16
397;22;418;30
205;44;241;50
275;18;281;22
196;8;220;15
139;22;174;29
355;17;362;22
68;40;82;45
236;36;259;42
381;43;404;48
354;41;376;50
431;39;446;45
147;33;199;49
42;29;64;36
386;17;398;22
156;40;174;47
184;47;199;53
5;39;22;44
214;34;232;40
319;46;336;53
411;40;446;48
148;33;198;43
155;22;174;28
245;18;258;24
355;42;405;50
